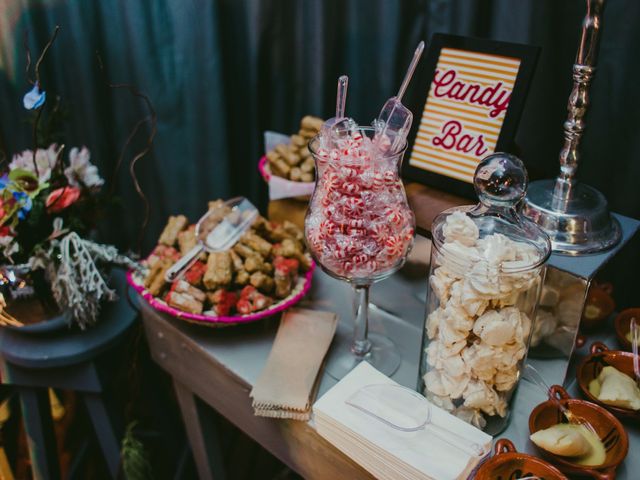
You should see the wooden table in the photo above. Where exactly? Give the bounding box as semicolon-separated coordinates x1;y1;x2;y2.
139;185;639;479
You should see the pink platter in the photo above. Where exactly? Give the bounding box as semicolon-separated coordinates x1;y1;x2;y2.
127;260;315;327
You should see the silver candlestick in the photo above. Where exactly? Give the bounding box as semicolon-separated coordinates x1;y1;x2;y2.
523;0;621;254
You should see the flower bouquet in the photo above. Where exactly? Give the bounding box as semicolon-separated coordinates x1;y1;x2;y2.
0;144;137;330
0;26;144;330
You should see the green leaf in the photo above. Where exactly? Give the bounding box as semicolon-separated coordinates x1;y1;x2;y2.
8;169;37;182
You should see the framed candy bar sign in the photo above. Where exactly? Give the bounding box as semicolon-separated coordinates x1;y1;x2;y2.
403;34;539;198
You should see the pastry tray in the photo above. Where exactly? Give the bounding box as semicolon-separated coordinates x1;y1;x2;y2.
127;261;315;327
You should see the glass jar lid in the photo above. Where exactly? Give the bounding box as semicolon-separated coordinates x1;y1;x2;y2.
431;153;551;273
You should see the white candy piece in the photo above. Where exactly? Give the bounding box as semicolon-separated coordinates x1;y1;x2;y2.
473;310;517;346
439;352;470;379
467;261;501;297
477;233;517;265
427;392;456;412
442;211;479;247
442;302;474;332
449;280;488;317
462;343;498;381
426;308;444;340
463;379;500;416
440;369;471;399
439;315;470;346
440;241;481;275
425;369;470;399
424;370;447;397
494;365;519;392
453;407;487;429
430;267;455;305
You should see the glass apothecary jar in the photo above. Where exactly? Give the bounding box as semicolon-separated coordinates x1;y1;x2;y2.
418;153;551;435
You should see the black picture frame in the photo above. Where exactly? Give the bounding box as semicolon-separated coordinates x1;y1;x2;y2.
402;33;540;199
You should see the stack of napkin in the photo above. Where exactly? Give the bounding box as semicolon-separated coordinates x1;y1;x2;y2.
251;308;337;420
313;362;492;480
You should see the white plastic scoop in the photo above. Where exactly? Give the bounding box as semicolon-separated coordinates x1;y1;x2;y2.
164;197;258;282
320;75;350;149
345;383;486;457
375;41;425;153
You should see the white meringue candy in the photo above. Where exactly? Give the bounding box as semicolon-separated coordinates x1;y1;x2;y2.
477;233;517;265
425;369;470;399
494;393;509;417
453;406;486;429
442;302;475;332
462;343;498;381
496;341;527;370
506;269;538;293
494;366;519;392
449;280;488;317
440;369;471;399
463;379;500;416
442;211;479;247
439;316;471;347
426;308;444;340
426;340;443;369
466;261;502;297
500;306;531;345
429;267;456;305
517;309;532;342
426;392;456;412
444;338;467;356
440;241;481;274
514;241;540;263
492;289;520;308
439;351;470;379
424;370;447;397
473;309;517;346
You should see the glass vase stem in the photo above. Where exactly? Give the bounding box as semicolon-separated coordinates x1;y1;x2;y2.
351;285;372;357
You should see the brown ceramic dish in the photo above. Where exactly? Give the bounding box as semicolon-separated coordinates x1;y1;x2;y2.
529;385;628;480
474;438;567;480
614;308;640;351
577;341;640;420
581;283;615;331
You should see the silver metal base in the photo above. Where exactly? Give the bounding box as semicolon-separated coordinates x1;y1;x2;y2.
523;179;621;255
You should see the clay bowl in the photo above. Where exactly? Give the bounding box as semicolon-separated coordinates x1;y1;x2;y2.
614;308;640;351
474;438;567;480
529;385;628;480
581;283;615;332
577;341;640;420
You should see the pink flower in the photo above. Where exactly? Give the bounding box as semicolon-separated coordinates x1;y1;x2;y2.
46;187;81;213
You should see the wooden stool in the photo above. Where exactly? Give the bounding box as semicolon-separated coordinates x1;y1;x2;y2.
0;269;137;480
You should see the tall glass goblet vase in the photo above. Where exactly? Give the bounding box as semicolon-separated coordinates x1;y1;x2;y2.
304;126;415;379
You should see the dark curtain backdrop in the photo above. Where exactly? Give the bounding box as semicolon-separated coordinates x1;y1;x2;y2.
0;0;638;303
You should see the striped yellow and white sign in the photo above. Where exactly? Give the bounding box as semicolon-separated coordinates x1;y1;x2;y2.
409;48;521;183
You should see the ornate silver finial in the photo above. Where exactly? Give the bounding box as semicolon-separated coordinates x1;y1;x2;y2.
553;0;603;204
523;0;621;254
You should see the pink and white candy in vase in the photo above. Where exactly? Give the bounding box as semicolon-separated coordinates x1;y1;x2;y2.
305;126;415;284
